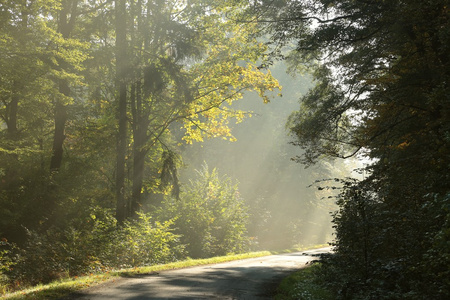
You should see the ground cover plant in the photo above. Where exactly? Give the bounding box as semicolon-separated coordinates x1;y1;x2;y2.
274;263;332;300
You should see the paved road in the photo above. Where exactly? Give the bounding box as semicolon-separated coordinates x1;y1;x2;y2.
68;247;330;300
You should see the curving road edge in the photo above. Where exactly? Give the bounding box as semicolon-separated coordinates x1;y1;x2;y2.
66;247;331;300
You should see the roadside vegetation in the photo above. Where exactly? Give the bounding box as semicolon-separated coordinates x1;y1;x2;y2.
275;263;332;300
0;160;328;297
0;167;250;296
2;246;324;300
251;0;450;299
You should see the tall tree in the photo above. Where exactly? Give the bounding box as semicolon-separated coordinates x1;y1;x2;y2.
0;0;88;237
114;0;128;223
0;0;51;239
50;0;79;171
248;0;450;298
112;0;281;220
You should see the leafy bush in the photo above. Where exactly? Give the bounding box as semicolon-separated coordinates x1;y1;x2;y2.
2;210;183;289
319;181;450;300
0;239;19;294
99;213;184;268
275;263;333;300
155;164;250;258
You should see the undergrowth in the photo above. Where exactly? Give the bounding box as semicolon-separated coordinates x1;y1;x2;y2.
1;246;324;300
275;263;333;300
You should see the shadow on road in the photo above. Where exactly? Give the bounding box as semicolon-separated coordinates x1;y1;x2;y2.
66;249;330;299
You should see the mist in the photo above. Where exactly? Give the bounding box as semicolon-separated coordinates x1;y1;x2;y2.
179;62;345;250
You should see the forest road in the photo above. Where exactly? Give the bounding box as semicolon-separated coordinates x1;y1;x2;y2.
66;247;331;300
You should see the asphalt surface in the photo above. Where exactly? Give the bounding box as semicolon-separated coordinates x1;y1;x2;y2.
67;247;330;300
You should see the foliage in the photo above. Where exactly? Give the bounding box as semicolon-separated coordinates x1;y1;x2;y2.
316;186;450;300
180;61;339;251
155;164;250;258
275;263;333;300
1;210;182;290
101;213;184;268
248;0;450;298
4;248;315;300
1;0;279;289
0;0;281;233
112;0;281;220
0;239;18;294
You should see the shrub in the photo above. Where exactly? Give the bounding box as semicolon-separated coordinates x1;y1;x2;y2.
275;263;333;300
0;239;19;294
156;164;250;258
2;210;183;289
320;181;450;300
100;213;184;268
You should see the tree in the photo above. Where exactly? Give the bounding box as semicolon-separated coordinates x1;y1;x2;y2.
114;0;128;223
0;0;89;237
0;0;51;241
248;0;450;298
111;0;281;221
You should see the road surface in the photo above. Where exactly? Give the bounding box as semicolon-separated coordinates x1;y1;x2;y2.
67;247;330;300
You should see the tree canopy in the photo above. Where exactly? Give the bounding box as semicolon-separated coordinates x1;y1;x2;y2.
3;1;448;298
248;0;450;298
0;0;286;291
0;0;281;233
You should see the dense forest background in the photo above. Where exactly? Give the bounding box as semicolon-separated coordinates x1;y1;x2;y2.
2;0;449;299
0;0;340;293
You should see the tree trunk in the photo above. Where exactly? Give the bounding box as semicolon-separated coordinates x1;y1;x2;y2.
115;0;128;224
7;81;19;137
50;0;78;171
131;107;148;219
131;139;146;218
129;0;148;220
50;81;69;171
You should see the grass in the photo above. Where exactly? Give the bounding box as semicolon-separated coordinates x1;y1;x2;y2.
274;263;333;300
1;245;326;300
